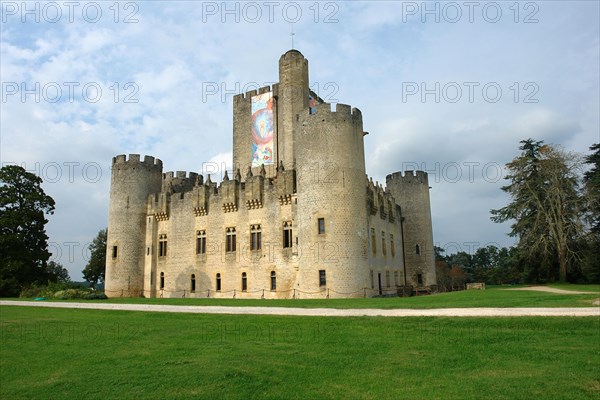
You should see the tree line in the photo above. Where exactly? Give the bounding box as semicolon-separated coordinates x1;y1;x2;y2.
437;140;599;289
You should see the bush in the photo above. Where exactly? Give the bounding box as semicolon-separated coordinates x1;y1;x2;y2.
83;292;108;300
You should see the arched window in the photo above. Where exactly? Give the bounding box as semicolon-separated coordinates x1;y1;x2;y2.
160;272;164;290
241;272;247;292
270;271;276;291
159;234;167;257
216;273;221;291
226;227;236;252
416;244;421;255
250;225;262;251
191;274;196;292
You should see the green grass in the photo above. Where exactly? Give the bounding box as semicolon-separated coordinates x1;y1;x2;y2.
1;306;598;399
7;285;599;308
547;283;600;293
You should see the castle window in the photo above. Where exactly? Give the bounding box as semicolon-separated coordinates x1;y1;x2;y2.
160;272;164;290
226;227;236;252
394;270;399;286
216;273;221;291
270;271;276;291
159;234;167;257
385;270;390;288
417;273;423;286
250;225;262;251
147;247;150;256
416;244;421;255
371;228;376;255
112;245;118;258
382;232;387;256
318;218;325;234
319;270;326;287
283;222;293;248
370;270;374;289
191;274;196;292
196;230;206;254
241;272;247;292
390;235;395;258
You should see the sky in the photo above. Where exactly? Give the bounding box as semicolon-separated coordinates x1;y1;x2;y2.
1;1;599;281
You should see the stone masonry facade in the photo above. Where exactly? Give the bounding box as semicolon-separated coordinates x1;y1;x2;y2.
105;50;436;298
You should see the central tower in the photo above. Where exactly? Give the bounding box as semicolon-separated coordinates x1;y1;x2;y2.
232;50;308;176
277;49;309;169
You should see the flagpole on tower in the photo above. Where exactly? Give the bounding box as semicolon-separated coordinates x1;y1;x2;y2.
290;23;295;49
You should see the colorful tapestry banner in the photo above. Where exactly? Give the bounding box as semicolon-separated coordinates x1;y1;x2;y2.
251;92;274;167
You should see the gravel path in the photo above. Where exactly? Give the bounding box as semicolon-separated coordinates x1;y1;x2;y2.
1;300;598;317
502;286;598;295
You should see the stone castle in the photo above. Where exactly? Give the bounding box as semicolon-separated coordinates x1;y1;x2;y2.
105;50;436;298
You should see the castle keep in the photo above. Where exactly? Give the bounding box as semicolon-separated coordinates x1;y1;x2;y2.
105;50;436;298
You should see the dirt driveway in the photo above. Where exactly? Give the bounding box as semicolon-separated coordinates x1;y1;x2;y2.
1;300;598;317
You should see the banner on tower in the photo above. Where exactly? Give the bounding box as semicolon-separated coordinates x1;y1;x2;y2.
251;92;274;167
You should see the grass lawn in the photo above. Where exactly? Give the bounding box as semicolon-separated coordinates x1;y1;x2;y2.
7;285;599;309
0;306;598;399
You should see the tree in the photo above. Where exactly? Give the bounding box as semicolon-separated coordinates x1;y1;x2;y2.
583;143;600;234
0;165;55;296
83;229;107;289
579;143;600;282
46;261;71;283
491;139;584;282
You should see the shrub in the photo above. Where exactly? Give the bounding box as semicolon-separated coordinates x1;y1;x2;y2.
83;292;108;300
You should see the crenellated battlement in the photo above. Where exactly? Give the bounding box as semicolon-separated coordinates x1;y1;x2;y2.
148;167;296;219
234;84;277;102
366;176;398;222
387;170;429;185
304;102;363;122
112;154;162;169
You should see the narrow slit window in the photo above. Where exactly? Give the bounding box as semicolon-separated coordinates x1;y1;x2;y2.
160;272;164;290
390;234;395;258
270;271;276;291
318;218;325;234
382;232;386;256
196;230;206;254
241;272;247;292
191;274;196;292
416;244;420;255
371;228;376;255
216;273;221;291
283;222;293;248
319;270;326;287
112;245;118;258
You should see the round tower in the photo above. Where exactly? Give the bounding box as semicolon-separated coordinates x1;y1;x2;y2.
277;49;309;169
105;154;162;297
295;102;369;297
386;171;436;287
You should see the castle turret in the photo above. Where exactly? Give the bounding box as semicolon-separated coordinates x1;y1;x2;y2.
105;154;162;297
277;49;309;169
295;103;369;297
386;171;436;287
